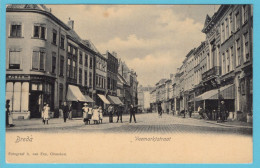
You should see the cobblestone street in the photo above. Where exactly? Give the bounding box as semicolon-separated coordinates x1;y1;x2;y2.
6;113;252;136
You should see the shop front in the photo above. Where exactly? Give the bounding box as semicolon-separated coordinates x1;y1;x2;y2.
66;84;94;118
6;75;55;119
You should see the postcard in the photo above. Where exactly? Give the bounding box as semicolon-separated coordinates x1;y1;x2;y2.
3;2;254;165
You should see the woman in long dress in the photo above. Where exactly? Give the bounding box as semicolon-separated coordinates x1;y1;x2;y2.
92;106;99;124
42;104;50;125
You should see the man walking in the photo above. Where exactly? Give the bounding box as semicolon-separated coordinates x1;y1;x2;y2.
62;102;69;123
129;104;136;123
220;101;227;122
116;105;123;123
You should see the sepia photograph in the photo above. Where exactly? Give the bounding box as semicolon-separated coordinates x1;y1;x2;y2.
4;3;253;164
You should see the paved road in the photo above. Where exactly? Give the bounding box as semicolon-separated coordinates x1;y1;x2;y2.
6;113;252;136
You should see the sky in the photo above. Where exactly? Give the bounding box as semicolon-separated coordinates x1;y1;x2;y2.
47;5;220;86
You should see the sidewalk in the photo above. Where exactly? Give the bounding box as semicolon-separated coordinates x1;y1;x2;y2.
180;114;253;129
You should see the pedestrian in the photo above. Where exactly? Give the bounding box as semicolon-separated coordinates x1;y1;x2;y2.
68;103;72;120
116;105;123;123
82;103;89;125
198;106;204;119
108;105;114;123
6;100;14;127
42;103;50;125
92;105;99;124
220;101;227;122
188;106;192;118
62;101;69;123
158;104;162;118
6;100;10;127
129;104;136;123
98;106;103;124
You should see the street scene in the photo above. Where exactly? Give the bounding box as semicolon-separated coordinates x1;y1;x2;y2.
4;4;253;164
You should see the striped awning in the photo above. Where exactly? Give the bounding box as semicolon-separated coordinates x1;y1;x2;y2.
67;85;87;102
194;84;235;101
84;95;95;103
97;94;110;104
107;95;124;105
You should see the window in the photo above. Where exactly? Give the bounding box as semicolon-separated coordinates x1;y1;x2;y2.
226;50;230;73
85;54;88;67
236;38;241;66
230;46;234;71
33;25;46;39
60;35;65;49
79;51;83;64
73;61;76;79
229;13;233;34
90;57;93;69
52;29;57;45
73;48;76;55
60;55;64;76
235;12;240;31
67;59;71;77
242;5;248;24
10;24;21;37
68;45;71;53
84;70;88;85
89;72;92;87
96;75;98;86
79;68;82;84
225;18;229;38
243;32;250;62
221;22;225;42
107;77;111;90
32;51;45;70
9;51;21;69
52;52;56;74
222;53;226;74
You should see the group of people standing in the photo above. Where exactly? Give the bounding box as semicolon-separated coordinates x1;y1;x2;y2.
82;103;103;125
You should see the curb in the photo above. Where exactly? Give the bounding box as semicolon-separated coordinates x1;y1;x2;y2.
185;117;253;129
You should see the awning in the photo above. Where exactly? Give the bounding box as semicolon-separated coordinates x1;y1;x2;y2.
67;85;87;102
84;95;95;103
97;94;110;104
107;95;124;105
194;84;235;101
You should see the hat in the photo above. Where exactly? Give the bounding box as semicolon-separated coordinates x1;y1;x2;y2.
98;106;102;109
84;103;88;106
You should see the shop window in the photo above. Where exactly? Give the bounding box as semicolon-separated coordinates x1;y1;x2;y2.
33;25;46;39
31;83;43;91
32;51;45;71
10;24;22;37
9;51;21;69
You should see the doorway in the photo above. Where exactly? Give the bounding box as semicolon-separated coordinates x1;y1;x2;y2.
29;92;42;118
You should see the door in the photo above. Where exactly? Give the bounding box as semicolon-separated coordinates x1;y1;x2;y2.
29;92;41;118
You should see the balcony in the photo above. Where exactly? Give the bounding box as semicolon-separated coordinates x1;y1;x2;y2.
202;66;221;81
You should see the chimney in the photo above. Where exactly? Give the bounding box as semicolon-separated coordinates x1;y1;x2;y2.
68;18;74;30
